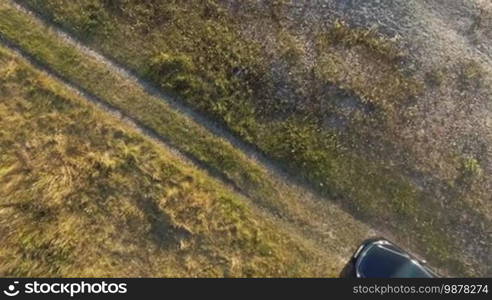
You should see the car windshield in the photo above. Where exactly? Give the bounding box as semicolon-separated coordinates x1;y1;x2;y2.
357;244;433;278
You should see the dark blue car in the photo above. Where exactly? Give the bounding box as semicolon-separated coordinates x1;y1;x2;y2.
341;238;438;278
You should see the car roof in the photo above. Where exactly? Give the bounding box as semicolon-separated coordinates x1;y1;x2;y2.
355;240;435;278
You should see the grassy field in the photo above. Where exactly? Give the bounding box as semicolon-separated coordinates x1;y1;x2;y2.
0;0;322;230
0;0;378;270
0;0;489;276
0;45;341;277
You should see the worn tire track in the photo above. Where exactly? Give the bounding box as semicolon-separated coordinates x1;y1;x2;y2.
1;0;386;275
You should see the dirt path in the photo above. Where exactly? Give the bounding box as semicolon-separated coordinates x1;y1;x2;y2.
1;0;383;274
0;38;364;272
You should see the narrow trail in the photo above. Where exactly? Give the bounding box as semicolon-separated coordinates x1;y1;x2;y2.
7;0;338;217
10;0;289;182
1;0;386;272
0;39;357;270
3;0;488;277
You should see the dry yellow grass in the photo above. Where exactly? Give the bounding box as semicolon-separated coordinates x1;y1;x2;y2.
0;46;337;277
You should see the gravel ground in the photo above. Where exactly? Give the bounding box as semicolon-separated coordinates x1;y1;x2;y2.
222;0;492;276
